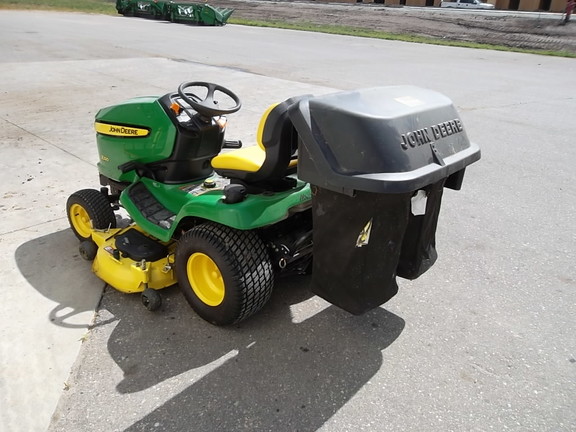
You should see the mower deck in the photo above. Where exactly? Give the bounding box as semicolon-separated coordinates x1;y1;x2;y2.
90;226;176;294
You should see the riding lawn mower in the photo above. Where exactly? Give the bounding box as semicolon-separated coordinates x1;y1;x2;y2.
66;81;480;326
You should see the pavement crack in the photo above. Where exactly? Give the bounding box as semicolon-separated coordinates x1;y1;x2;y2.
0;216;69;237
1;116;95;166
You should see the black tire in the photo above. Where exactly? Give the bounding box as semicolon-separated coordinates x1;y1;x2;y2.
66;189;116;241
79;240;98;261
176;223;274;326
141;288;162;311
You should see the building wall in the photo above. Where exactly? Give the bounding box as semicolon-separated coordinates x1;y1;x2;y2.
519;0;540;9
318;0;568;12
495;0;509;8
551;0;568;11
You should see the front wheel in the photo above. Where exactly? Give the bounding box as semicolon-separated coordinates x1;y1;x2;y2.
66;189;116;241
176;223;274;326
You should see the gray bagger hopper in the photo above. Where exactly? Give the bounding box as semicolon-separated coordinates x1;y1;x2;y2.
289;86;481;315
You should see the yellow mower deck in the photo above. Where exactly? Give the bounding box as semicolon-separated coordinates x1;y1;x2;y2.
90;226;176;294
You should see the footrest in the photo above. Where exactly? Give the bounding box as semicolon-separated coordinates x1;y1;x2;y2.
128;182;176;229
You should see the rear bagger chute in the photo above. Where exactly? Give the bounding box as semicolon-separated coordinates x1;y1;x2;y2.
289;86;481;314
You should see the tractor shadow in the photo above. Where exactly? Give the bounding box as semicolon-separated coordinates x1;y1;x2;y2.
101;274;405;431
15;227;406;430
14;228;104;328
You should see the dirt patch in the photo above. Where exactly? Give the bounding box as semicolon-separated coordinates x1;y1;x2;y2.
211;0;576;53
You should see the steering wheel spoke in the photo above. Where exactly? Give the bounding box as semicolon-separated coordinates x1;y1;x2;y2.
178;81;242;117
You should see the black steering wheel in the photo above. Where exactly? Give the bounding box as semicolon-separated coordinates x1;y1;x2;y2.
177;81;242;117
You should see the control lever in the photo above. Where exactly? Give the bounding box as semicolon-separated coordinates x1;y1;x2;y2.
223;140;242;149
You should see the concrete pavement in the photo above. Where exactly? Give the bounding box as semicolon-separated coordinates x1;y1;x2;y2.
0;10;574;432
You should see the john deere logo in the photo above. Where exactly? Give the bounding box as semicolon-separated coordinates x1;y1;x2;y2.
400;119;463;151
95;122;149;137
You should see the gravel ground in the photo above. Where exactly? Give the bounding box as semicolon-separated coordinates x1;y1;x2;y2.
210;0;576;53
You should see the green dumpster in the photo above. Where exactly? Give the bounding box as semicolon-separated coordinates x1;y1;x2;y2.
116;0;172;20
170;3;234;25
117;0;233;26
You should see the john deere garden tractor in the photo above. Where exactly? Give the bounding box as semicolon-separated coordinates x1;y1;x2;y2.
66;81;480;326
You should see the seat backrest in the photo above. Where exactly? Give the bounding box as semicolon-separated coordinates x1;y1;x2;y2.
211;95;310;187
248;95;308;182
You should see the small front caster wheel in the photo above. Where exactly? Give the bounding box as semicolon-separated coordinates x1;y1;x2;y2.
78;240;98;261
141;288;162;311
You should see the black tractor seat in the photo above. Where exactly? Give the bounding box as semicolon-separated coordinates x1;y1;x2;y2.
211;95;309;191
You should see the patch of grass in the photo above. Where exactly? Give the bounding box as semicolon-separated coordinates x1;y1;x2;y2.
0;0;116;14
2;0;574;58
229;18;576;58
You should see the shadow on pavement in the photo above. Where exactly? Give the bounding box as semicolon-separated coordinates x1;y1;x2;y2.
99;275;405;431
14;228;104;328
18;228;405;430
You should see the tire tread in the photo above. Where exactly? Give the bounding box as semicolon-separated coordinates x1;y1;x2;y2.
177;222;273;324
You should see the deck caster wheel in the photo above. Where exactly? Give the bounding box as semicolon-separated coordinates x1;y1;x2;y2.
141;288;162;311
78;240;98;261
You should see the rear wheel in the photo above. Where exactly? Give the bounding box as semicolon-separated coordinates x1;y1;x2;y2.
66;189;116;241
176;223;274;326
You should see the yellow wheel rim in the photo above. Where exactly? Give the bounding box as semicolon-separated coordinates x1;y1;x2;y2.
187;253;225;306
69;203;92;239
